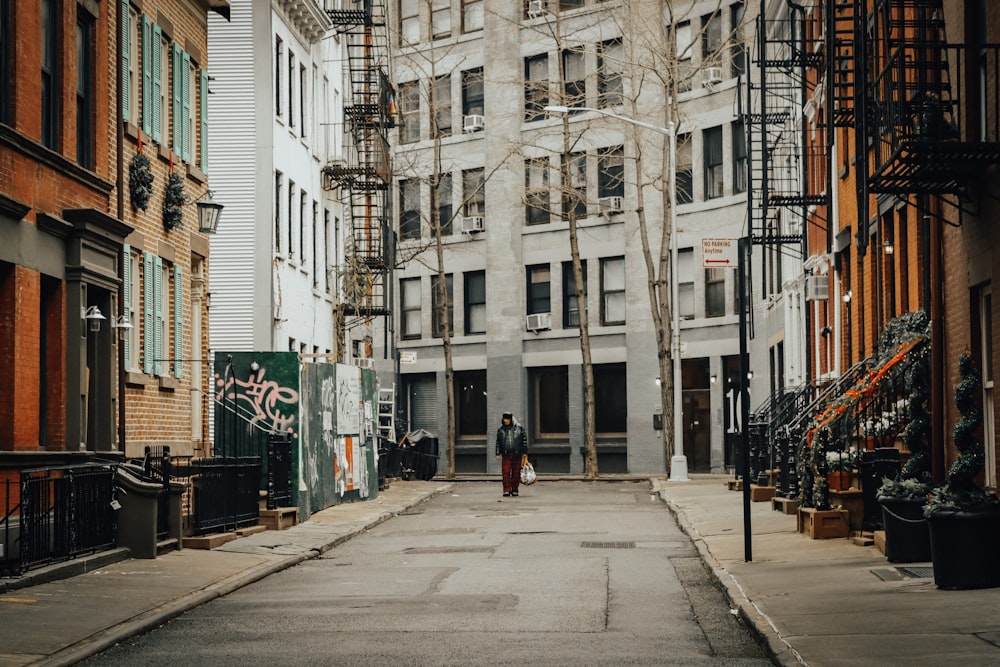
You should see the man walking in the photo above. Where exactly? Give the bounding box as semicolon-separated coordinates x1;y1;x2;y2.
495;412;528;497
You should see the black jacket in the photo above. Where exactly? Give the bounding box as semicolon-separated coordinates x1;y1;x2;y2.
495;421;528;457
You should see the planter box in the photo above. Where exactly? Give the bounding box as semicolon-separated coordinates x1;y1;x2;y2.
750;485;776;502
797;507;850;539
830;489;864;532
928;509;1000;589
879;496;931;563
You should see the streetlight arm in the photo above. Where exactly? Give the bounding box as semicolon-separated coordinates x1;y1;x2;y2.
543;105;674;137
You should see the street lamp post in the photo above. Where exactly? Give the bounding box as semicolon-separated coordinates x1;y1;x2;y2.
544;105;687;480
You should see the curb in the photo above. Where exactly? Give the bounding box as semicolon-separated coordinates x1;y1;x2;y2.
648;478;807;667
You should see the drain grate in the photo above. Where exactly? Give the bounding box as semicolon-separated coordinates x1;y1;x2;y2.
581;541;636;549
897;566;934;579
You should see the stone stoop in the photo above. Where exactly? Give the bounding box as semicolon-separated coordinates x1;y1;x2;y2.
850;530;875;547
236;525;268;537
259;507;300;531
750;485;777;502
772;496;800;514
873;530;887;555
727;479;743;491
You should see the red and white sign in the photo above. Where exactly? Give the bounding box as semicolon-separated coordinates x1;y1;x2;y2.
702;238;738;268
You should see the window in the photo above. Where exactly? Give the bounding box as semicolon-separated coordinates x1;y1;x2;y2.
701;11;723;67
731;2;747;78
432;0;451;39
41;0;59;150
199;68;209;173
323;209;330;292
527;264;551;316
462;0;483;33
275;36;283;116
288;180;296;258
76;12;94;169
562;260;587;328
601;257;625;325
123;6;139;127
676;133;693;204
171;45;192;162
562;48;585;109
675;20;694;92
704;126;723;199
562;152;586;219
400;179;420;240
462;168;485;216
431;273;454;338
706;267;726;317
312;201;319;287
525;157;550;225
976;284;995;486
299;63;307;136
399;80;420;143
188;60;197;163
598;146;624;198
0;0;10;124
531;367;569;437
524;54;548;122
299;190;307;265
124;246;141;371
455;370;487;437
433;75;451;137
461;68;484;116
678;247;695;319
400;0;419;45
732;120;747;194
560;0;585;9
158;32;168;143
288;51;296;129
142;253;177;377
594;363;627;434
464;271;486;334
274;171;283;253
597;39;623;108
400;277;421;338
436;173;453;235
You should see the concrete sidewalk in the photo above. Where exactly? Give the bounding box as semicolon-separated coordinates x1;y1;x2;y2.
654;475;1000;667
0;480;452;667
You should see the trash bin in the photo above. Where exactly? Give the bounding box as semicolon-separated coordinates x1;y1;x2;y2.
860;448;900;530
400;429;439;481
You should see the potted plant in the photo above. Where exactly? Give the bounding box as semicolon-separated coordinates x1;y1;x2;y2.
826;448;856;491
924;351;1000;589
877;345;933;562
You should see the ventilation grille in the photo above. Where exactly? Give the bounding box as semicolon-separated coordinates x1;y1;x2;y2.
581;541;636;549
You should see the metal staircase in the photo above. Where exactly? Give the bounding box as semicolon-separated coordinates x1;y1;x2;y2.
324;0;393;318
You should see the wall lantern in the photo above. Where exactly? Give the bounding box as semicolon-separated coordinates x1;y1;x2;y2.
83;305;106;332
194;190;223;234
114;315;133;340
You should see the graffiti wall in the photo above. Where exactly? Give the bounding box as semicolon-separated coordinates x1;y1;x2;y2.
213;353;377;519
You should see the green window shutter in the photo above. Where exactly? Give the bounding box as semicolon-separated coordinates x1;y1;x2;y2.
121;2;130;119
151;23;162;143
200;68;208;173
173;265;183;378
143;252;154;374
172;44;181;155
181;51;191;163
123;244;131;369
141;15;151;136
153;256;163;376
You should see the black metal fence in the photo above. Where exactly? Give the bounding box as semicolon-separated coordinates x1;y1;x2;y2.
1;464;117;576
191;457;262;534
266;432;293;510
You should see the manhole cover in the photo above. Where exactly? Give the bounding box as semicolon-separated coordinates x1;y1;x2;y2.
581;541;636;549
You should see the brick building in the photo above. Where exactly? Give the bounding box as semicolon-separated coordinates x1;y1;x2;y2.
0;0;229;473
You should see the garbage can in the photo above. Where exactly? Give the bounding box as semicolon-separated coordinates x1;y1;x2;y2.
400;429;439;481
860;448;900;530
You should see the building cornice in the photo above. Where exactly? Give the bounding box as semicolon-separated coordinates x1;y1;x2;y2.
276;0;332;44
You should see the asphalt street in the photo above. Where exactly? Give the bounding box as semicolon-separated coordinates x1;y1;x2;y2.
78;481;770;667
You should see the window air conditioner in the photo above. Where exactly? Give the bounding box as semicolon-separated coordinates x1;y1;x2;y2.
461;216;485;233
527;0;549;19
526;312;552;331
357;357;375;370
702;66;724;86
805;275;829;301
599;196;624;214
463;114;485;132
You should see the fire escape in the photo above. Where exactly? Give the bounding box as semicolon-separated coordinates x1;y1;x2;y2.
324;0;392;320
743;0;829;495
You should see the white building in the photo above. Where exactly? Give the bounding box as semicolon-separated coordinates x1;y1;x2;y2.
208;0;344;357
381;0;764;475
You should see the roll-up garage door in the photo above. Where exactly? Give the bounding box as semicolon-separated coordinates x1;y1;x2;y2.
407;374;436;432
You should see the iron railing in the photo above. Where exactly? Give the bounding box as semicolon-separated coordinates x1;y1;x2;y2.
191;457;261;534
1;464;117;576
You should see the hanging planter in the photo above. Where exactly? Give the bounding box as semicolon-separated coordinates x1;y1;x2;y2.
163;171;185;230
129;151;154;211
